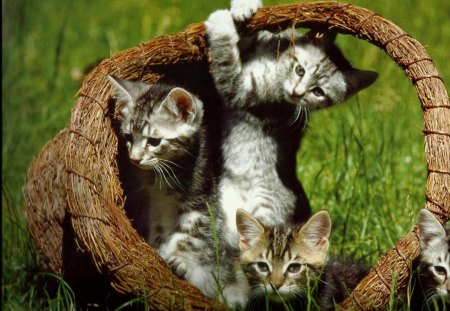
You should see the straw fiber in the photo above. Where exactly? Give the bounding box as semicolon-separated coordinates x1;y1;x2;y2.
23;1;449;310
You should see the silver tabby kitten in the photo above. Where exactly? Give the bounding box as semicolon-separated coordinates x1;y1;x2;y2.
158;0;377;304
413;209;450;310
206;0;378;248
108;75;204;247
236;209;369;310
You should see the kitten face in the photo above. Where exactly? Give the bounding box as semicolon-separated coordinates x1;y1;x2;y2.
282;46;346;110
418;209;450;300
108;76;203;170
236;209;331;302
280;30;378;111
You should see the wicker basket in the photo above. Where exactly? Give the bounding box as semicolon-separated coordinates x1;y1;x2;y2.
23;2;449;310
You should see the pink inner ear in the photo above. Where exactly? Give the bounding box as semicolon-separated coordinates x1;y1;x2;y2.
315;238;328;251
174;93;192;122
239;238;249;250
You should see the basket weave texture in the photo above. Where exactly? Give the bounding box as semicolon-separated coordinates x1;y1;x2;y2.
23;1;449;310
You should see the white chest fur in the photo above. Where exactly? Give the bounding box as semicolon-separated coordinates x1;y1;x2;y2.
219;119;296;247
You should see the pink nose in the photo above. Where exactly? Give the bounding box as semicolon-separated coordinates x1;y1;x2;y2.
292;90;305;98
129;156;141;165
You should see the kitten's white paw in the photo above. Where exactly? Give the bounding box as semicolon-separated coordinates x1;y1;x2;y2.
184;265;218;298
205;10;238;42
231;0;262;23
167;256;188;277
222;283;249;308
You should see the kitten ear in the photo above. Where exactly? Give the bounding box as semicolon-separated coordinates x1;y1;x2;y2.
303;29;337;49
236;209;265;250
298;211;331;252
164;87;197;123
418;209;446;250
344;69;378;97
108;75;150;108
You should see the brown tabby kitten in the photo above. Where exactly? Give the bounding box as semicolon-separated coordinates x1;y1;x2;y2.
236;209;369;310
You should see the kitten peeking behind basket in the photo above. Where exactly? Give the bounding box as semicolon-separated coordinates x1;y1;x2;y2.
410;209;450;310
108;76;204;248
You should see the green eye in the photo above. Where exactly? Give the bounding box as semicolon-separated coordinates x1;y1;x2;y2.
287;263;302;273
312;87;325;97
256;262;269;273
147;137;162;146
295;65;305;76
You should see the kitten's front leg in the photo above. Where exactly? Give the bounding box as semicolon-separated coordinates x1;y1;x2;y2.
206;10;245;106
158;211;219;297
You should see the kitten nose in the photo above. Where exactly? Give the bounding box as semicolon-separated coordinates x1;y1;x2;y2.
270;277;284;290
129;148;143;165
129;157;141;165
129;153;142;165
292;90;305;98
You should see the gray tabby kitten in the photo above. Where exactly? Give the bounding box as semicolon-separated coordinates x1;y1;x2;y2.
411;209;450;310
158;0;377;304
206;0;378;248
108;76;204;247
236;209;369;310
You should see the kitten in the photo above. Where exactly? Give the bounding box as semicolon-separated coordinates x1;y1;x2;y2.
156;0;378;303
411;209;450;310
108;76;204;247
236;209;369;310
205;0;378;247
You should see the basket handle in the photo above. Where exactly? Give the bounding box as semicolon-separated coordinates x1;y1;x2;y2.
68;2;449;309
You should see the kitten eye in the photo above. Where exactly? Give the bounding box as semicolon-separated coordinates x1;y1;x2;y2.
287;263;302;274
255;262;269;273
147;137;162;147
295;65;305;77
435;266;447;277
312;87;325;97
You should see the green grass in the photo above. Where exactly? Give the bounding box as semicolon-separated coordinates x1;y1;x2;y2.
2;0;449;309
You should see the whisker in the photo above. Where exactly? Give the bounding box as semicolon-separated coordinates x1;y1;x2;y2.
287;106;302;127
160;158;183;169
154;164;165;190
156;163;175;189
159;162;184;191
179;146;196;158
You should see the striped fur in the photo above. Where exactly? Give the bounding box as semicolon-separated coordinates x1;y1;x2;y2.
236;210;369;310
205;1;378;250
108;76;203;248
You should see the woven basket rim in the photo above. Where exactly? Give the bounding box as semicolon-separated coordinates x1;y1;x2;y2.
24;1;450;309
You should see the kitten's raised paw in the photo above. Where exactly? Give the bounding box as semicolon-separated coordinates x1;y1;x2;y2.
231;0;262;23
205;10;239;43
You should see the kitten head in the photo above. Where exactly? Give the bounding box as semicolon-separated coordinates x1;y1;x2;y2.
108;75;203;170
281;29;378;110
418;209;450;300
236;209;331;303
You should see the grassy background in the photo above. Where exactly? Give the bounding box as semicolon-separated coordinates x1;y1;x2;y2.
2;0;449;309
